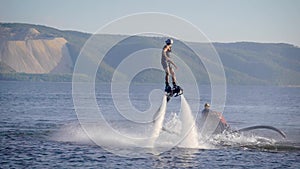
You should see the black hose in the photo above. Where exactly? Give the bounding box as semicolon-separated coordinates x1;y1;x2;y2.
237;125;286;138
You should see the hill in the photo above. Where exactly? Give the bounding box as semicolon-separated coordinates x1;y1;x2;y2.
0;23;300;85
214;42;300;85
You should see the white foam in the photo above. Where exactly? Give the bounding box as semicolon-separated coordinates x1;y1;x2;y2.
178;95;199;148
149;95;167;147
52;95;214;150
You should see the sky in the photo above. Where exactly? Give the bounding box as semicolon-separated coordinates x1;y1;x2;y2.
1;0;300;46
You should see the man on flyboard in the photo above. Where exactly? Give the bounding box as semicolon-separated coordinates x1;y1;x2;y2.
161;38;183;101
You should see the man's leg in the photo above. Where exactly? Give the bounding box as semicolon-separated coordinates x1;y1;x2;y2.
165;68;171;92
165;72;169;86
170;68;177;87
165;67;170;85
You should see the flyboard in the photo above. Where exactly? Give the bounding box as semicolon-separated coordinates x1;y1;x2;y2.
165;85;183;102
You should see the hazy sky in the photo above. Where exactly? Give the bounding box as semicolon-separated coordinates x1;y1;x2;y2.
1;0;299;46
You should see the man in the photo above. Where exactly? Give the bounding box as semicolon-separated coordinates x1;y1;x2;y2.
199;103;229;134
161;38;178;92
202;103;211;119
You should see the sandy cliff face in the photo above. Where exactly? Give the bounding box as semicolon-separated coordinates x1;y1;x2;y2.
0;36;73;74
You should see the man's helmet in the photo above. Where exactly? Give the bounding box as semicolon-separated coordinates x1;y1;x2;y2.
204;103;210;108
165;39;173;45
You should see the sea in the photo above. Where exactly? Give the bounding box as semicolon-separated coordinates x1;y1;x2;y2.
0;81;299;168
